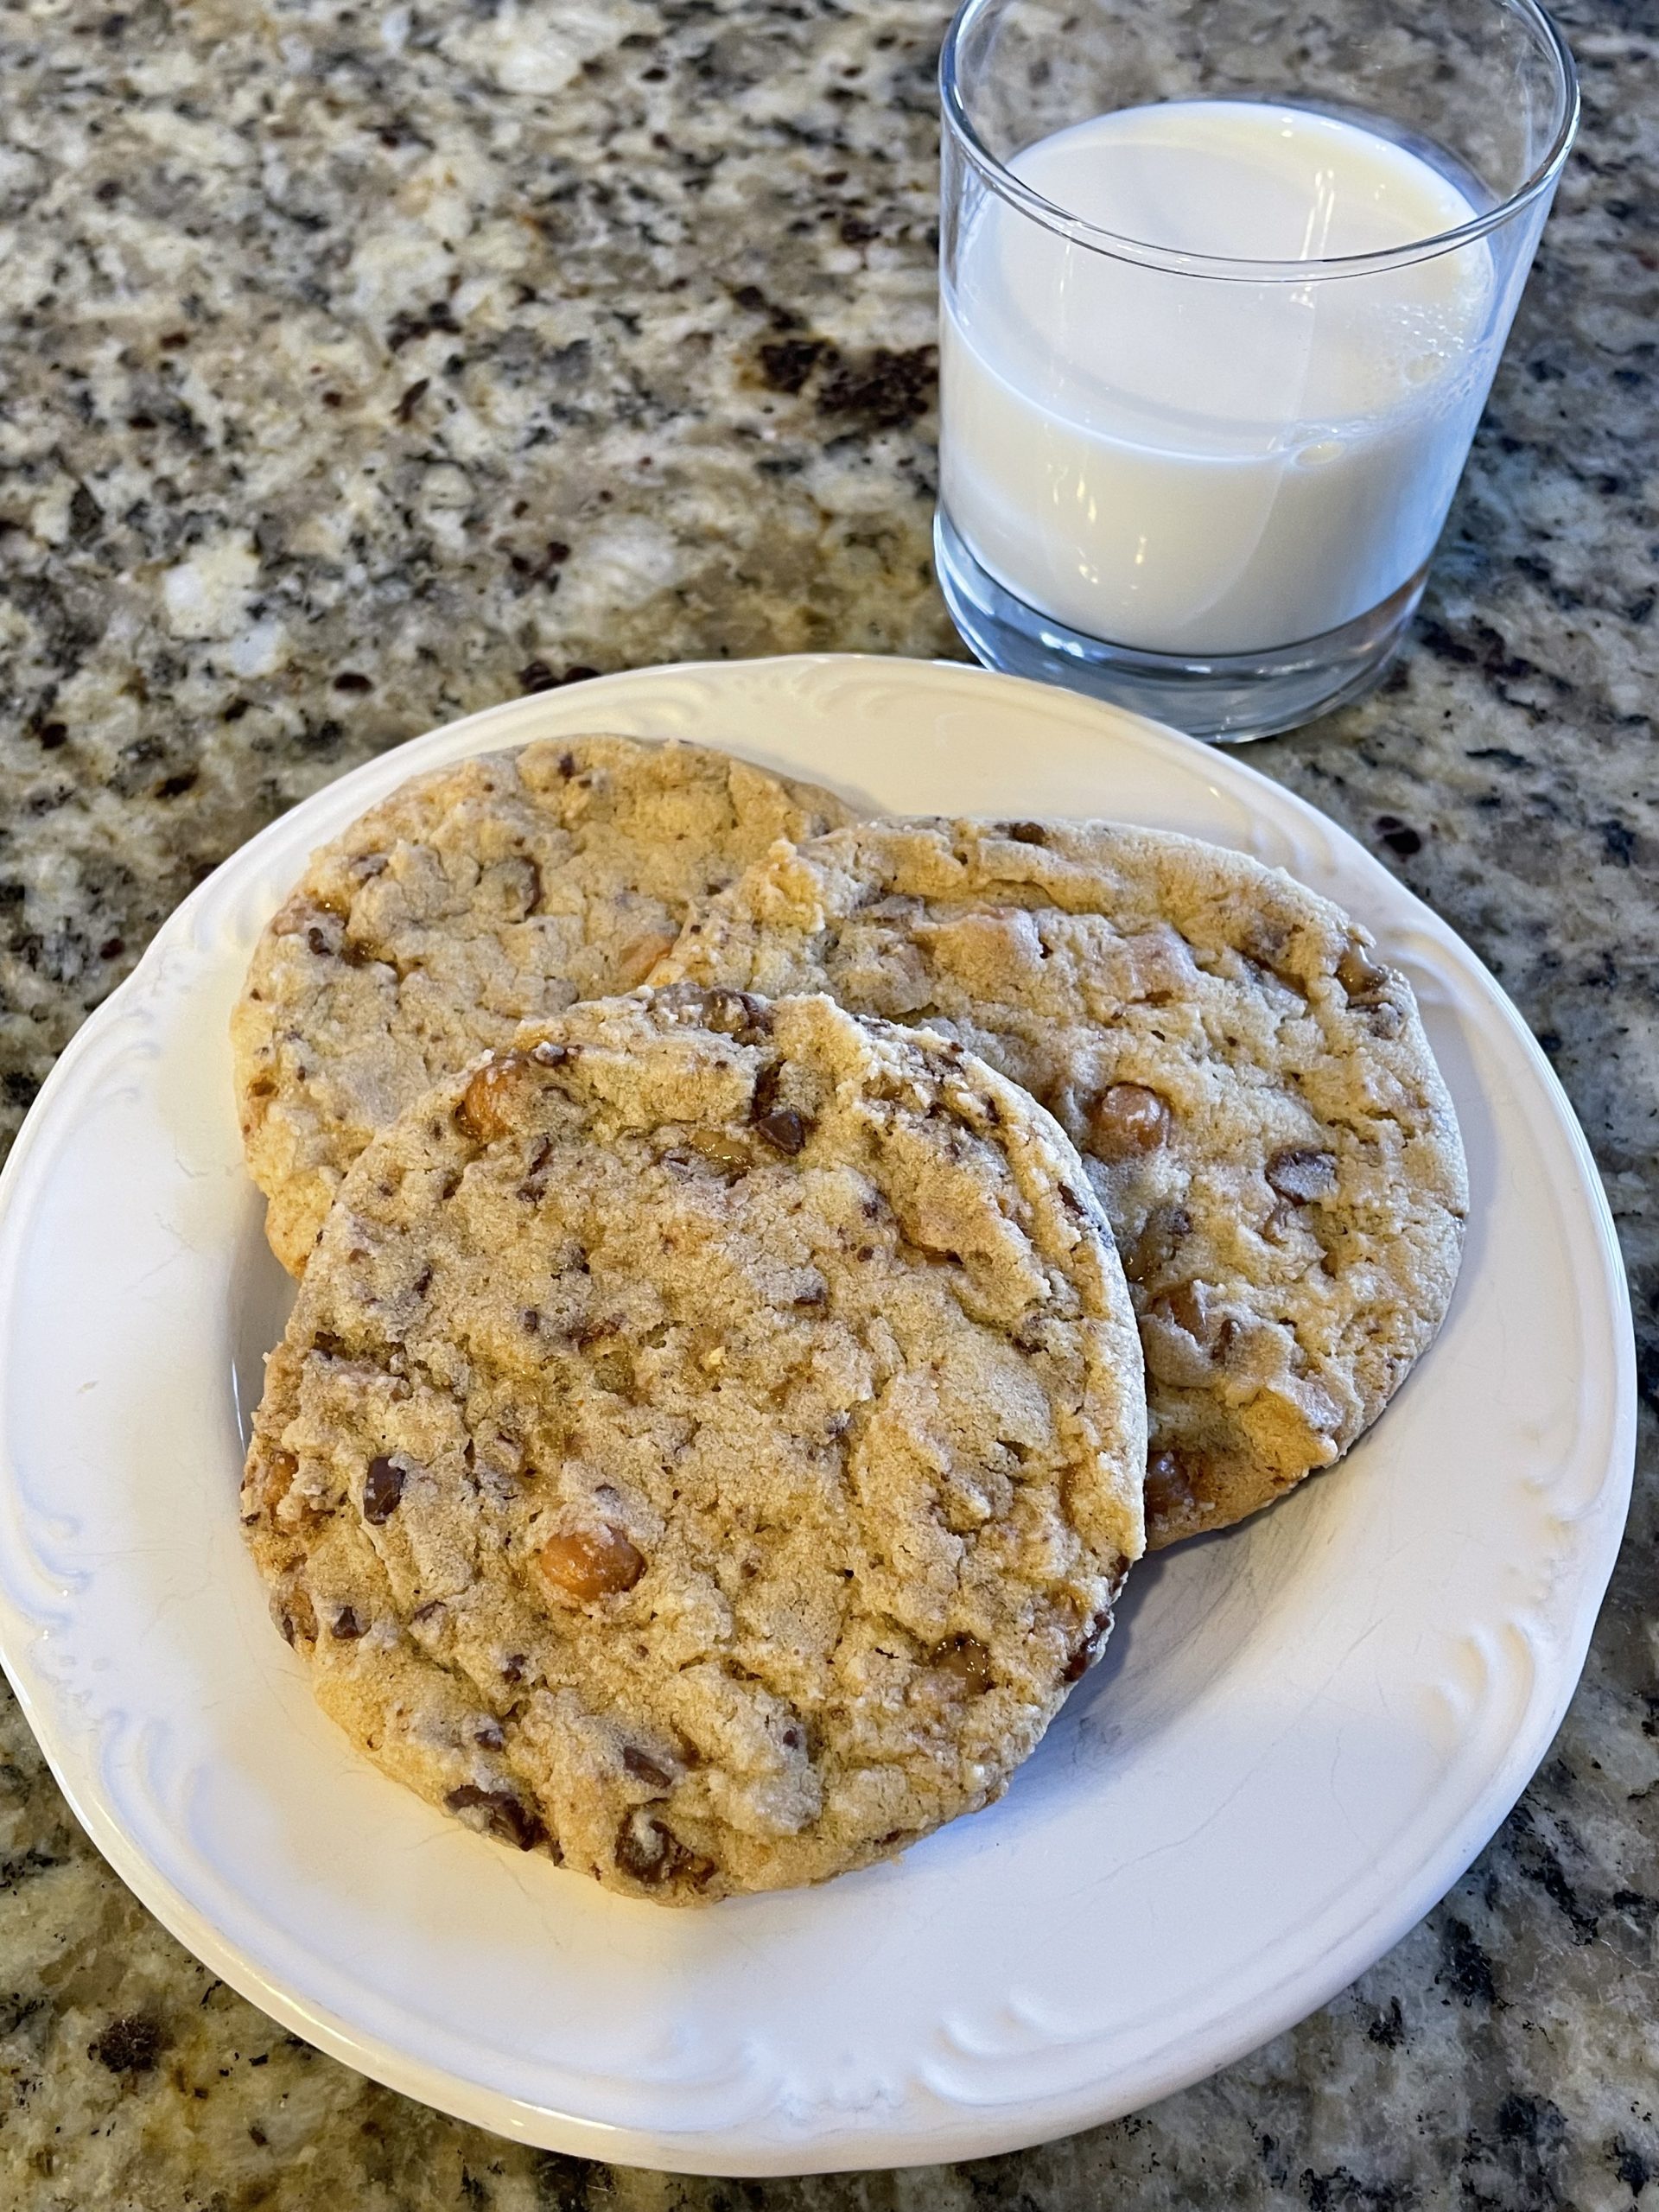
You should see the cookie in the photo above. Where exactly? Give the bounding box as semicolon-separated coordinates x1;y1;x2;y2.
242;988;1147;1903
651;818;1468;1547
232;735;855;1274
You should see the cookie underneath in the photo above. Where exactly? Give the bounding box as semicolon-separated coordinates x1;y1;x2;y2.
232;734;855;1274
652;817;1468;1548
243;988;1146;1902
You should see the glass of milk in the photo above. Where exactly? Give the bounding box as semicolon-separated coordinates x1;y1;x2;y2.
937;0;1579;739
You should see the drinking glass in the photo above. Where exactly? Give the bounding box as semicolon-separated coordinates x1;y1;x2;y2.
935;0;1578;740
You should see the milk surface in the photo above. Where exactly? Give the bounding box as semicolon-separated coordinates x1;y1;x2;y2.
942;102;1496;655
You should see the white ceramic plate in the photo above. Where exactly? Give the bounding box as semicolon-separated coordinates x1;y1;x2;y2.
0;657;1632;2176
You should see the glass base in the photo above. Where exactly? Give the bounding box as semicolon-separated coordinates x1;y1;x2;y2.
933;507;1427;742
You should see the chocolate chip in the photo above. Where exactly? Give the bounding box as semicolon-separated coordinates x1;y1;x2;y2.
518;1137;555;1203
331;1605;368;1639
702;988;773;1041
622;1745;674;1787
275;1586;317;1648
1145;1446;1201;1525
444;1783;544;1851
473;1719;506;1751
614;1809;705;1886
750;1058;784;1121
755;1107;809;1154
1005;821;1048;844
1266;1147;1338;1205
362;1456;404;1523
501;1653;526;1684
1150;1280;1211;1343
1063;1606;1114;1681
1123;1204;1192;1284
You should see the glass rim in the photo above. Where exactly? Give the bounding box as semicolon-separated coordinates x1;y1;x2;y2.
938;0;1580;283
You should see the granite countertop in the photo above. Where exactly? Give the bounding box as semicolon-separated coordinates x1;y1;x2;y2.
0;0;1653;2204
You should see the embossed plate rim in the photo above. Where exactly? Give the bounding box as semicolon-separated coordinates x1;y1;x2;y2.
0;655;1634;2174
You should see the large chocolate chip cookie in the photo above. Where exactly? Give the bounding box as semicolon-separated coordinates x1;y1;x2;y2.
242;989;1146;1902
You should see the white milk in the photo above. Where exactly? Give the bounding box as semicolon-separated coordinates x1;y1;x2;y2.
941;101;1496;656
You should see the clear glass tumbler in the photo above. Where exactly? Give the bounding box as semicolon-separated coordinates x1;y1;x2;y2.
935;0;1578;740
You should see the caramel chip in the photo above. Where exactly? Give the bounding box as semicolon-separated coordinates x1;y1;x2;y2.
535;1524;646;1603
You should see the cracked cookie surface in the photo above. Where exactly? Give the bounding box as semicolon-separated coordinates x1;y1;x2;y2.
652;818;1468;1547
231;735;855;1274
242;988;1146;1903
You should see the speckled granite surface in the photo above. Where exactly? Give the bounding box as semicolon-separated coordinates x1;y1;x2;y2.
0;0;1653;2204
